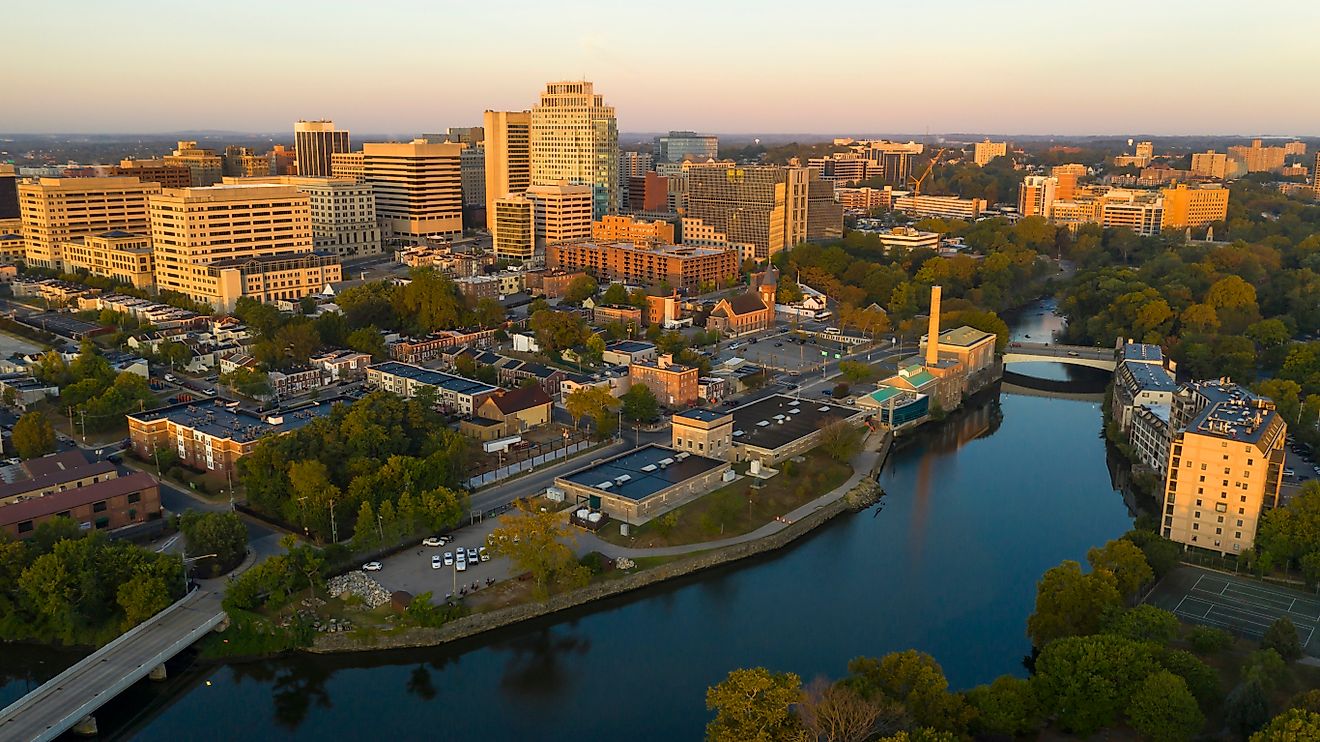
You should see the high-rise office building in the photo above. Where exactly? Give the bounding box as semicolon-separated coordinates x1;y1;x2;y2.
330;151;366;184
1227;140;1286;173
149;183;339;311
1190;151;1229;180
529;81;619;219
17;177;159;269
1018;175;1057;219
1161;381;1286;555
619;151;653;209
492;194;534;262
654;131;718;163
526;183;593;247
294;120;350;177
461;146;486;208
855;141;923;185
1314;153;1320;197
1161;184;1229;230
1136;141;1154;161
228;176;381;258
0;165;18;220
973;139;1008;166
164;141;223;186
806;177;843;241
269;145;298;175
686;163;815;260
111;159;193;188
483;110;531;230
362;140;464;240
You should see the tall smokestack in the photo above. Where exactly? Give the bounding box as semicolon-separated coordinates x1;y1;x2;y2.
925;285;942;367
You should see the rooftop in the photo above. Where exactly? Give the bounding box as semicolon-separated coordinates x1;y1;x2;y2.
938;326;995;348
559;444;725;502
482;385;552;415
730;394;857;452
604;340;655;354
673;408;731;423
0;471;158;527
1121;342;1165;364
128;398;342;443
1122;360;1177;393
370;361;499;397
1189;397;1281;447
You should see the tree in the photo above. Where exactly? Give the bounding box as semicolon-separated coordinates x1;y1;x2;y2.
583;333;606;365
346;326;388;359
965;675;1043;738
844;651;972;733
1264;616;1304;661
1187;624;1234;654
563;274;599;304
705;667;802;742
530;308;587;354
116;575;172;630
222;367;271;398
1026;560;1122;647
563;385;617;435
1158;648;1221;707
474;297;505;329
818;419;861;462
621;383;659;423
797;678;896;742
1123;529;1181;579
837;361;873;384
601;283;630;306
1125;670;1204;742
287;459;341;540
1105;604;1179;644
1243;648;1287;692
12;411;56;459
1032;634;1158;737
487;500;589;598
1227;680;1272;739
1251;708;1320;741
179;512;247;575
351;500;381;553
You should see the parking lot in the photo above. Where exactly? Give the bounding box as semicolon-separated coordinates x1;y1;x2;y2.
368;513;520;604
1145;566;1320;655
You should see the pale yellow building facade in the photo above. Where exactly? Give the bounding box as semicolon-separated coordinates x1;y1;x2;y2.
1161;184;1229;229
492;194;535;261
483;110;531;230
526;183;593;247
529;81;619;219
362;140;464;240
61;230;155;288
18;177;159;269
973;139;1007;166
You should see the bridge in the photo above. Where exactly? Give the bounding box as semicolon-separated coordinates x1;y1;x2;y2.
0;588;226;741
1002;342;1117;371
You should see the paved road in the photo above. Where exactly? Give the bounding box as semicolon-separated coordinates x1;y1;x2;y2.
0;589;224;742
1004;341;1115;363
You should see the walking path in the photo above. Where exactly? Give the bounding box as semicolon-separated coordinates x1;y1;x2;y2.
576;446;882;559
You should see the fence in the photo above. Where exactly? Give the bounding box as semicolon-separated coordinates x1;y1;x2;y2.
465;435;594;489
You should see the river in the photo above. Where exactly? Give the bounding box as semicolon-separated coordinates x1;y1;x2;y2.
4;300;1136;740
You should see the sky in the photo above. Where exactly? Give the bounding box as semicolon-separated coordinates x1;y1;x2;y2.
5;0;1319;136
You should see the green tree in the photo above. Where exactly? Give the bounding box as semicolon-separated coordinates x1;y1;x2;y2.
837;360;873;384
1243;648;1287;692
346;326;388;359
818;419;861;462
1026;560;1123;647
487;500;589;598
179;512;247;575
1105;604;1179;644
1087;537;1154;600
844;651;972;733
705;667;802;742
1125;670;1204;742
1251;708;1320;741
351;500;381;552
474;297;505;328
621;382;659;423
563;274;599;304
529;308;587;354
1032;633;1158;737
601;282;630;306
12;411;56;459
1264;616;1304;661
116;575;172;630
1187;624;1234;654
222;367;271;398
1227;680;1272;739
966;675;1042;738
1158;648;1221;707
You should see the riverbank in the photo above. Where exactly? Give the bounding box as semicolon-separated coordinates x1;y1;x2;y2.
308;436;892;655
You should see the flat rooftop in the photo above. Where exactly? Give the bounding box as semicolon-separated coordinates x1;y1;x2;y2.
1121;342;1164;363
128;398;341;443
370;361;499;396
605;340;655;354
730;394;857;452
559;444;725;502
1123;360;1177;392
938;326;995;347
673;408;731;423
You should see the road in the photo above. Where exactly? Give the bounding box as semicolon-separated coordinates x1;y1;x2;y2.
0;588;225;742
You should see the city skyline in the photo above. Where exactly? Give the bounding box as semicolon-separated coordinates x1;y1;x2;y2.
7;0;1316;136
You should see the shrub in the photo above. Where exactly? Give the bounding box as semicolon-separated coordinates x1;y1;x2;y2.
1263;616;1304;661
1187;625;1233;654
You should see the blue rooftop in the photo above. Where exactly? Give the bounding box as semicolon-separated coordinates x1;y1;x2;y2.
370;361;499;396
1122;360;1177;392
560;444;724;502
128;398;341;443
1121;342;1164;363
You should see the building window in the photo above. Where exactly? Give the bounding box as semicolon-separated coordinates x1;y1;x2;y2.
93;501;107;513
18;520;33;533
128;492;141;504
94;517;109;529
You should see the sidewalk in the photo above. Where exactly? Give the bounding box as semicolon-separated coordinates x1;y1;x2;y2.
576;448;880;559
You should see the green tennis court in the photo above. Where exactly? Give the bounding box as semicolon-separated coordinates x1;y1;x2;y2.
1144;566;1320;655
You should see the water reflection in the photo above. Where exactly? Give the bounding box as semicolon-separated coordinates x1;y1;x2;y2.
495;628;590;697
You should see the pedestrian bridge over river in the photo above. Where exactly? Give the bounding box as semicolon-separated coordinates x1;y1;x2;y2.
0;588;225;741
1002;342;1117;371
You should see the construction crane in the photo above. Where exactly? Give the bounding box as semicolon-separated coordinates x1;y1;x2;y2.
908;147;947;197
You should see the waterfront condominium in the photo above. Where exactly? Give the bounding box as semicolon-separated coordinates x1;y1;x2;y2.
294;120;350;177
362;140;465;241
1161;381;1287;556
483;110;531;230
149;182;340;312
529;81;619;219
17;176;160;269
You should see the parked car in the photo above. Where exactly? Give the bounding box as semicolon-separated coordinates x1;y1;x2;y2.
467;548;479;562
1284;469;1296;478
479;547;490;562
774;342;783;347
430;555;442;569
456;559;468;572
422;536;443;547
362;561;382;572
443;552;454;566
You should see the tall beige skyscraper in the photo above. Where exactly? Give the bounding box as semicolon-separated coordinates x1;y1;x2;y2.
295;120;350;177
685;163;812;260
483;110;531;230
492;194;534;262
530;81;619;219
973;140;1007;166
362;140;464;240
526;183;593;248
17;177;160;269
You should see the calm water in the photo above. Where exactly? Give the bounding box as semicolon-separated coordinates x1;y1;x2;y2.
6;302;1135;741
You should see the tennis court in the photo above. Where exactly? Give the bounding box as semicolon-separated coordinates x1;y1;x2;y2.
1145;566;1320;655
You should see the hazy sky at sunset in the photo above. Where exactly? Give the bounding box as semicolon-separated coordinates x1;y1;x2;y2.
7;0;1317;135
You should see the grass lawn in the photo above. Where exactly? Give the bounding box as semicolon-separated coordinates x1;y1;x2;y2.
594;447;853;549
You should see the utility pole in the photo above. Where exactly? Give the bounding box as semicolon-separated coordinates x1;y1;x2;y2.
328;499;337;543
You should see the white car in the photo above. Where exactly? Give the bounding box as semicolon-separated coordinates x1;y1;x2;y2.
479;547;490;562
430;555;442;569
443;552;454;566
455;558;468;572
1285;469;1296;478
467;548;479;562
422;537;443;547
362;561;382;572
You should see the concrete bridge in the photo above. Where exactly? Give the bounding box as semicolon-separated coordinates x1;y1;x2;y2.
1002;342;1117;371
0;588;226;741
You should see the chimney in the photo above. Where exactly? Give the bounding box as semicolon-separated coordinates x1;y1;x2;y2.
925;285;942;367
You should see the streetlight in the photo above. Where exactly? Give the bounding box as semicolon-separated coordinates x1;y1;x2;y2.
180;551;218;595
